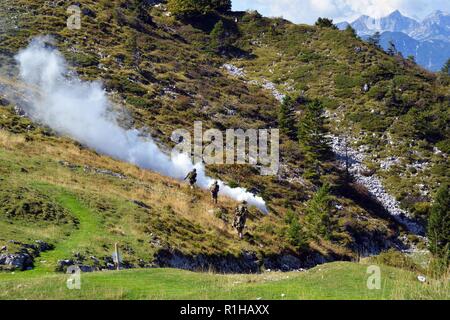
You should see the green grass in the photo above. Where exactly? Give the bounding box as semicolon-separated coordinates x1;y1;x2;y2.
31;186;104;273
0;262;447;300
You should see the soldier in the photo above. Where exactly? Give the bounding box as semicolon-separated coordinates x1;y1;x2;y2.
233;201;249;239
210;181;220;204
184;168;197;189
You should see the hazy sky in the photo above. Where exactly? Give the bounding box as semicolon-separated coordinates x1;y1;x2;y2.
232;0;450;24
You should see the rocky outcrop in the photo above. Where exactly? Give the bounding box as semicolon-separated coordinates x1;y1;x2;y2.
48;248;339;274
223;62;423;236
0;240;53;271
0;253;33;271
154;249;260;273
329;135;425;235
58;160;127;180
56;253;126;273
153;249;335;273
263;252;335;271
222;64;286;102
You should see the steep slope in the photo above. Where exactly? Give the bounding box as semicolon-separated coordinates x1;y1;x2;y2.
228;12;449;226
0;0;447;273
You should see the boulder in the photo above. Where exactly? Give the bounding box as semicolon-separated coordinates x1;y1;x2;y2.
0;253;33;271
56;259;75;272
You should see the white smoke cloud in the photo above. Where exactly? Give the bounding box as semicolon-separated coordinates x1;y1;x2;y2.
14;37;268;213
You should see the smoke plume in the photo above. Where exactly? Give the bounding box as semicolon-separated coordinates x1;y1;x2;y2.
14;37;268;213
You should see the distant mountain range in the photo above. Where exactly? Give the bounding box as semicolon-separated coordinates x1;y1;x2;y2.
337;10;450;71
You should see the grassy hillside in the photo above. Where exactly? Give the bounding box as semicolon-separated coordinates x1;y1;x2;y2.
0;108;289;269
231;13;449;217
0;0;447;279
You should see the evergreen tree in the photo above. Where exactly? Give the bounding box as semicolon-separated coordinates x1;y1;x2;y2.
407;55;416;63
210;20;228;51
168;0;231;19
278;96;297;140
315;17;338;29
210;0;232;13
168;0;200;18
285;210;308;250
428;183;450;261
345;25;358;38
298;100;330;178
387;40;397;56
442;58;450;75
368;32;381;48
306;184;333;239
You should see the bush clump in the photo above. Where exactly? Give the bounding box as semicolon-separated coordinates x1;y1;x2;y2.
0;187;72;223
369;249;422;272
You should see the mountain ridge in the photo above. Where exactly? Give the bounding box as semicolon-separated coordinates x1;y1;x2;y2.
337;10;450;71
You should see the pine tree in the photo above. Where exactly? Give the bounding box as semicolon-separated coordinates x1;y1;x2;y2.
315;18;338;29
298;100;330;178
210;20;227;51
407;55;416;63
210;19;238;53
168;0;200;18
285;210;308;250
368;32;381;48
428;183;450;260
210;0;232;13
306;184;333;239
387;40;397;56
278;96;297;140
442;58;450;75
168;0;231;19
345;25;357;38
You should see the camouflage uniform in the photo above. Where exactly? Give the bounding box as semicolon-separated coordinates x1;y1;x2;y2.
233;202;248;239
210;181;220;204
184;169;197;188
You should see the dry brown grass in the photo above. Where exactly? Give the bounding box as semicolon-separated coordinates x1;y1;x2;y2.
0;130;26;149
5;132;251;249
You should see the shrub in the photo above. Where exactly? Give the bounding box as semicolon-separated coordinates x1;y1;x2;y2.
368;84;389;100
436;139;450;154
345;25;357;38
285;211;308;250
278;96;297;140
315;18;337;29
109;78;148;97
335;74;363;89
441;58;450;75
66;52;99;68
428;184;450;262
369;249;421;272
412;202;431;222
0;187;72;223
127;96;151;109
305;184;334;239
348;111;390;132
210;20;231;51
168;0;231;19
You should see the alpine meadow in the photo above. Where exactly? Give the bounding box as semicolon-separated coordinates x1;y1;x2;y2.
0;0;448;303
